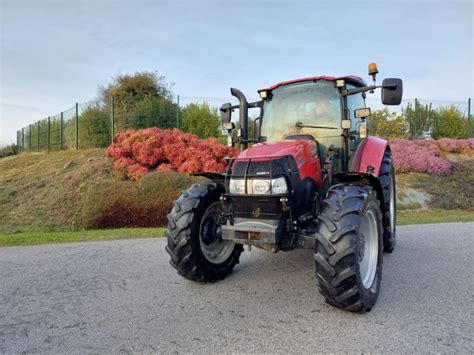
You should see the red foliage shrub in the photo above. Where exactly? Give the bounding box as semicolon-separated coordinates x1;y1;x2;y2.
389;139;452;176
437;138;471;153
106;128;238;180
387;138;474;176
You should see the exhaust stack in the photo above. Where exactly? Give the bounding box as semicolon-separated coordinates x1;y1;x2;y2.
230;88;249;150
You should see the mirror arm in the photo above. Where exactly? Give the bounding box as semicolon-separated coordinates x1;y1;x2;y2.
345;83;400;96
344;85;378;96
248;101;263;108
220;104;240;112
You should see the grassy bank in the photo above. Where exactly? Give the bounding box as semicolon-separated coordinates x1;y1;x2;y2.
2;210;473;247
2;208;473;247
397;209;474;225
1;149;473;247
0;149;112;234
0;228;166;247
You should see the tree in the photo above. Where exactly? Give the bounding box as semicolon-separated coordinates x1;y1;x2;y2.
368;108;409;139
402;101;436;139
99;71;174;131
432;106;467;139
100;71;173;104
181;103;220;138
128;96;177;129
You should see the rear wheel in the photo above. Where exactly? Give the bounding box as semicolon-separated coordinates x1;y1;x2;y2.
165;183;243;282
314;184;383;313
379;150;396;253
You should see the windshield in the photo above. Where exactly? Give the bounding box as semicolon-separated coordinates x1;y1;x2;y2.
261;80;343;148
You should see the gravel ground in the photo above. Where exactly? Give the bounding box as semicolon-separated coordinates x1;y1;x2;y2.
1;222;473;353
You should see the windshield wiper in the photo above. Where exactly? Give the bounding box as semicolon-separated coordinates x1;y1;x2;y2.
295;121;338;130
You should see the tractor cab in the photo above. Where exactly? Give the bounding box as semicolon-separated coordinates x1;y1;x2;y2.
257;76;368;174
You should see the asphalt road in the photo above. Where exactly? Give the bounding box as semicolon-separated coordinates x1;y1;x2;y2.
1;223;473;353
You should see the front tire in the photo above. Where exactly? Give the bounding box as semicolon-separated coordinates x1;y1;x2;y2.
314;184;383;313
165;183;243;282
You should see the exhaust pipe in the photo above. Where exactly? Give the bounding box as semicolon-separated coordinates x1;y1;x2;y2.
230;88;248;150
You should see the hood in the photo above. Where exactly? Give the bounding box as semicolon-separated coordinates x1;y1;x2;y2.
237;140;314;160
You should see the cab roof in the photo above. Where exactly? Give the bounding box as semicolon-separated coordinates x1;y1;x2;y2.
259;75;367;93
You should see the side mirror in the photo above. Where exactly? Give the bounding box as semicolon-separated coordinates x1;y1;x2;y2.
381;78;403;105
220;103;232;124
354;107;371;119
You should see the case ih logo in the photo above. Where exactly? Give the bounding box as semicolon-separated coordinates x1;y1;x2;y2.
252;208;261;218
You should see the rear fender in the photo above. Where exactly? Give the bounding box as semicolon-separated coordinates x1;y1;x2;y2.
351;136;388;176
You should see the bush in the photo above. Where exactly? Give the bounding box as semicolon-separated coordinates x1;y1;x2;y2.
82;171;204;228
0;144;17;158
437;138;471;153
79;105;111;148
388;138;474;176
106;127;238;180
181;102;220;139
369;108;409;139
432;106;467;139
389;139;452;175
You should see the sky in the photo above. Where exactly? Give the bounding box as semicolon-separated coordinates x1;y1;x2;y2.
0;0;473;145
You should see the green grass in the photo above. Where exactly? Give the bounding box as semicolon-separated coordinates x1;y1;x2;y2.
1;208;473;247
0;149;112;234
0;228;166;247
397;209;474;225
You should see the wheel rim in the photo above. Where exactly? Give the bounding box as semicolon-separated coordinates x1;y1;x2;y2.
199;202;235;264
389;172;396;234
359;209;379;289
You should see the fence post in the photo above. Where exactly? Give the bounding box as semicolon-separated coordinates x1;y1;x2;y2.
47;116;51;153
111;96;115;143
37;121;40;151
60;112;64;150
75;103;79;150
22;128;25;153
176;94;180;129
414;98;418;139
468;97;472;138
29;124;32;152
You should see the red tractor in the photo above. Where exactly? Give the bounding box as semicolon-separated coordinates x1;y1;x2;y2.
166;64;402;312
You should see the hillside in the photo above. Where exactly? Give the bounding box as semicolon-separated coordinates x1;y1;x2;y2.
0;149;112;233
1;149;473;235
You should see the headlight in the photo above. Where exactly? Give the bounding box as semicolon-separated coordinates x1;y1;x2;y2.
252;179;271;194
229;179;246;194
229;177;288;195
271;177;288;194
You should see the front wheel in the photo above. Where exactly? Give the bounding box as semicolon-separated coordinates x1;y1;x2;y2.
165;183;243;282
314;184;383;313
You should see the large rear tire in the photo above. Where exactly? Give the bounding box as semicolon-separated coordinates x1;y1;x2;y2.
379;150;396;253
165;183;243;282
314;184;383;313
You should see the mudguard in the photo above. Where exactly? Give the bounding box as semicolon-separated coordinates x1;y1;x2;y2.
351;136;388;176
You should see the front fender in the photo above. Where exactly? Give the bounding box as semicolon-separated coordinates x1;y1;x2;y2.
351;136;388;176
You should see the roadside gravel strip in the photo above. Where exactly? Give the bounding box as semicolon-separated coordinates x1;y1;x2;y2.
1;223;473;353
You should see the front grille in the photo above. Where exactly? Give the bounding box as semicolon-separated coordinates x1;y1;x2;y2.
230;156;297;178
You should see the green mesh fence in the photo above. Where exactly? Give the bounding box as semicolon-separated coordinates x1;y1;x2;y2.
15;96;473;153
